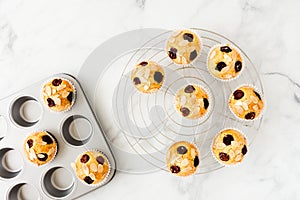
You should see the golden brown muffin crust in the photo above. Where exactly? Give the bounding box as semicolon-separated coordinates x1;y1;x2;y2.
42;78;75;112
229;86;264;120
207;44;243;80
212;129;248;165
74;151;110;185
131;61;164;94
166;30;201;65
166;141;199;176
24;131;57;166
175;84;210;119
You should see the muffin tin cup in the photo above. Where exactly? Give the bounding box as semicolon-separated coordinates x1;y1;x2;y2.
206;43;245;82
0;73;116;199
10;96;43;128
61;115;93;147
72;150;111;188
0;148;24;180
210;127;249;167
41;166;75;199
6;183;41;200
23;130;58;167
41;77;77;113
165;28;203;67
228;84;265;122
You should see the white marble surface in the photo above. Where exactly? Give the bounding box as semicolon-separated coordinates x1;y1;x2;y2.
1;0;300;199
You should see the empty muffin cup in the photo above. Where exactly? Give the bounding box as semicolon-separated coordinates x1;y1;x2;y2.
10;96;42;127
7;183;40;200
42;166;75;199
61;115;93;146
0;148;23;179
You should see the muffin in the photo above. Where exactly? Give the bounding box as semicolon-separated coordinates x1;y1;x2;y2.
131;61;164;93
212;129;248;165
166;141;199;176
175;84;210;119
42;78;76;112
73;150;110;186
24;131;57;166
229;85;264;120
166;29;201;65
207;44;243;80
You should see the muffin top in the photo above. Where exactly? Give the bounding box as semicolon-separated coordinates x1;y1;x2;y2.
207;44;243;80
131;61;164;93
229;86;264;120
166;141;199;176
166;30;201;65
212;129;248;165
24;131;57;166
74;150;110;185
175;84;210;119
42;78;75;112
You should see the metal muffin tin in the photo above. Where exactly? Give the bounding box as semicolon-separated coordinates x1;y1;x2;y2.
0;73;116;199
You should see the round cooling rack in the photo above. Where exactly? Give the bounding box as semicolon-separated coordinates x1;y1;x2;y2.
78;28;264;174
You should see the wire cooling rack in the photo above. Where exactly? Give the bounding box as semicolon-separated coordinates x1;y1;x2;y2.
79;28;264;174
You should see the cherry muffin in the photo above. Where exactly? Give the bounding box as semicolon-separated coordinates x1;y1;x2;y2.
166;141;200;176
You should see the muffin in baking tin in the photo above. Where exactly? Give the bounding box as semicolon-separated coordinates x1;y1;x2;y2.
73;150;111;186
42;78;75;112
24;131;57;166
